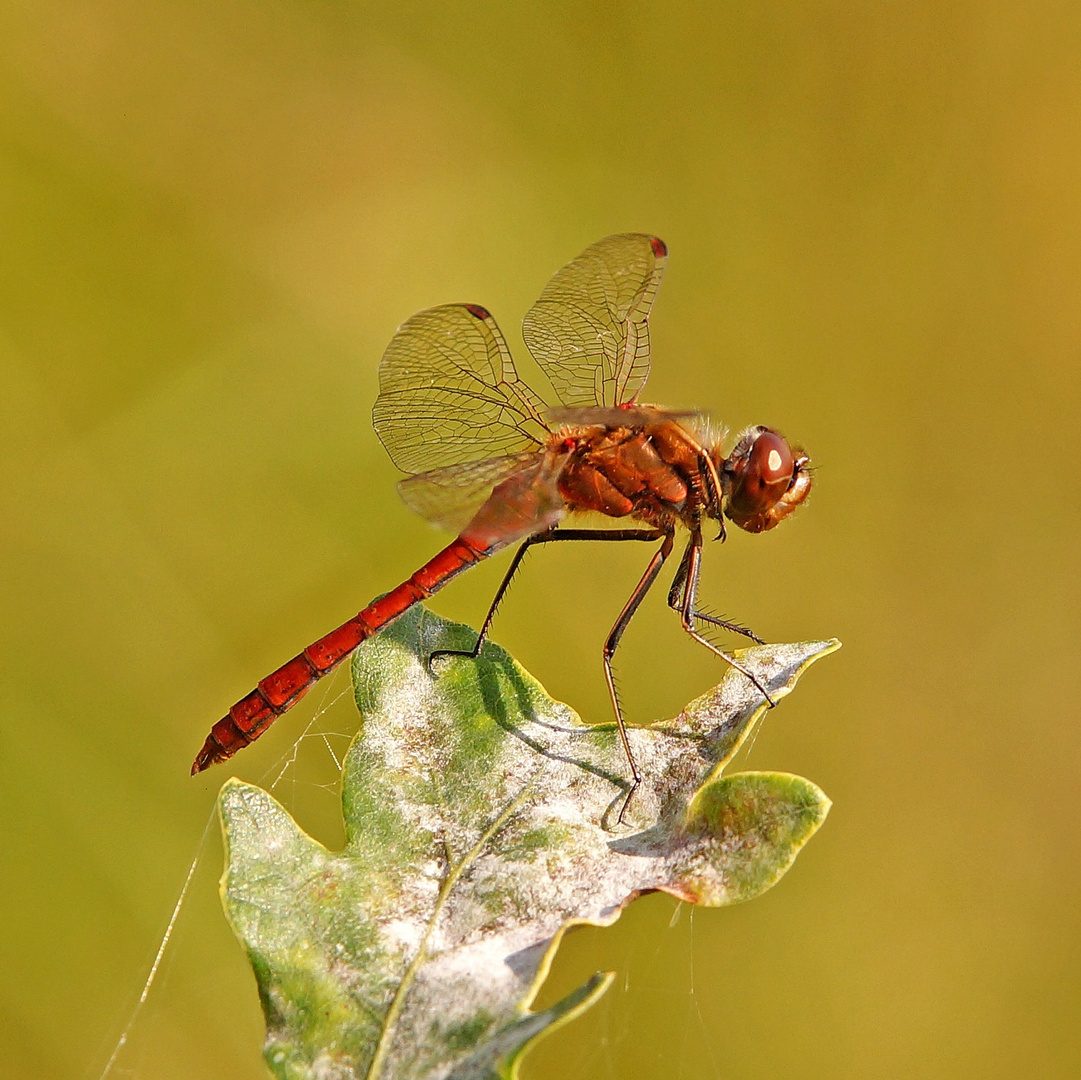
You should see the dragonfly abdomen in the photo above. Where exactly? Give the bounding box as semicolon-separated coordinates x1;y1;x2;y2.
190;535;491;774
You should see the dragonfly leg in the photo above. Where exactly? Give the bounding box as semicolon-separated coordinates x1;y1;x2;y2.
675;531;775;706
602;529;676;822
428;534;539;670
666;534;764;643
697;452;727;539
428;527;666;670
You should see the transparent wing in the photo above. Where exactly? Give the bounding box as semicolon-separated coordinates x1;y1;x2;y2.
459;450;569;547
396;452;547;533
522;234;668;409
373;303;551;476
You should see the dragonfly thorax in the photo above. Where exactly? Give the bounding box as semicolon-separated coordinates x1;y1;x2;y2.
554;419;724;530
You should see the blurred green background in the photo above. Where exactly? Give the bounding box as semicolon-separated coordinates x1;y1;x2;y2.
3;2;1080;1078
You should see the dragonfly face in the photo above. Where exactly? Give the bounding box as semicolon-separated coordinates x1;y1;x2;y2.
720;426;813;534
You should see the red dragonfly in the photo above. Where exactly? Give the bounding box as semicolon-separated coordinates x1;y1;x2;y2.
192;235;812;794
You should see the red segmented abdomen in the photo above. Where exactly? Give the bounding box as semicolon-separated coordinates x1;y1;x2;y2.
191;536;490;774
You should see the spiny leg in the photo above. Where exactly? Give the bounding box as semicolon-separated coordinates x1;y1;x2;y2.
666;535;764;643
675;531;776;707
428;527;666;669
602;529;676;821
428;535;533;670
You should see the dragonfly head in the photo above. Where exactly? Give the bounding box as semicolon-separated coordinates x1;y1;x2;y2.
720;426;812;533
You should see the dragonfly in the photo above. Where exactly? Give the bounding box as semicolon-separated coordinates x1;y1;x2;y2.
192;234;812;799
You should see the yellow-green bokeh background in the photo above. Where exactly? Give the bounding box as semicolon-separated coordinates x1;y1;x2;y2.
3;3;1080;1077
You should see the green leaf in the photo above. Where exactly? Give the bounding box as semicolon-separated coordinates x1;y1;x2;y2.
218;606;838;1080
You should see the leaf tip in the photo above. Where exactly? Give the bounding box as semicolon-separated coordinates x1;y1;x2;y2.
500;971;615;1079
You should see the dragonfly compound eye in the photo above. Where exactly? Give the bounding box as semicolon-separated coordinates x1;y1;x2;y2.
749;430;794;488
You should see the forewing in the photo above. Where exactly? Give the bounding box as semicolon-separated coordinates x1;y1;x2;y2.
522;234;668;409
396;452;547;534
373;304;550;476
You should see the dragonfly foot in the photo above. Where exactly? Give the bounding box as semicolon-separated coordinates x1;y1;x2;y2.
616;776;642;826
757;679;777;708
742;668;775;708
723;656;776;708
426;647;479;674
